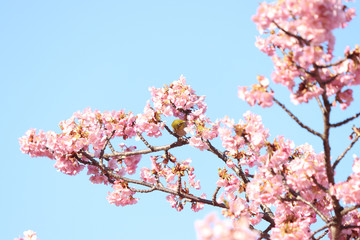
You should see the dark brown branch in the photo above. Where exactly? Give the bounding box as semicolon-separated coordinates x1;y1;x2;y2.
311;176;328;192
319;74;339;85
205;140;244;180
272;20;310;46
74;154;91;165
273;97;322;137
259;224;272;240
80;151;115;184
212;186;221;205
99;130;115;167
330;112;360;127
317;81;343;239
314;58;347;69
342;225;360;229
314;229;329;240
332;134;360;169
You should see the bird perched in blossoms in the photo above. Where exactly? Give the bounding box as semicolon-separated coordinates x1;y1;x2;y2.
171;119;187;137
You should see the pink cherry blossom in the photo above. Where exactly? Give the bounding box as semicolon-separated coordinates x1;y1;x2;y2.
195;213;258;240
238;76;274;108
107;181;138;207
14;230;38;240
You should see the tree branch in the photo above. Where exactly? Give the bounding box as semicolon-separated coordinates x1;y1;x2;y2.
137;132;154;151
107;170;227;208
99;130;115;167
204;139;275;226
272;20;310;46
332;134;360;169
273;97;322;137
87;139;189;159
280;172;329;223
330;112;360;127
81;149;226;208
341;204;360;216
311;223;333;240
212;186;221;205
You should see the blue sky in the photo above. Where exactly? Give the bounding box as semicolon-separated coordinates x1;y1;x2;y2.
1;1;360;239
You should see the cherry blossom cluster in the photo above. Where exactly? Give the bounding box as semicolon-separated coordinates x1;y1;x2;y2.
333;154;360;205
14;230;38;240
238;76;274;108
240;0;360;108
19;76;212;211
247;142;332;238
218;111;269;166
19;108;138;175
194;213;258;240
149;75;217;150
107;180;138;206
18;1;360;239
140;154;205;211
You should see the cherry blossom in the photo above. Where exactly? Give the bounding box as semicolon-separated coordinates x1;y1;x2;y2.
14;230;38;240
18;1;360;239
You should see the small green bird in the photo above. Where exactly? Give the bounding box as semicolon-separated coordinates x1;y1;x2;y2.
171;119;187;137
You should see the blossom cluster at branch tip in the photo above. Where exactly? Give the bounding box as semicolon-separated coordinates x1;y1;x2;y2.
251;0;359;108
218;111;269;166
238;76;274;108
149;75;218;150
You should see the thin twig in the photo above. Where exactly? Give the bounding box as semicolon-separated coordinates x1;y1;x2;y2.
311;176;328;192
177;175;182;195
314;59;347;69
137;132;154;151
272;20;310;46
99;130;115;167
205;140;245;181
212;186;221;205
80;151;115;184
332;134;360;169
273;97;322;137
81;149;226;208
311;223;332;239
315;229;329;240
106;170;227;208
342;225;360;229
88;140;189;159
330;112;360;127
